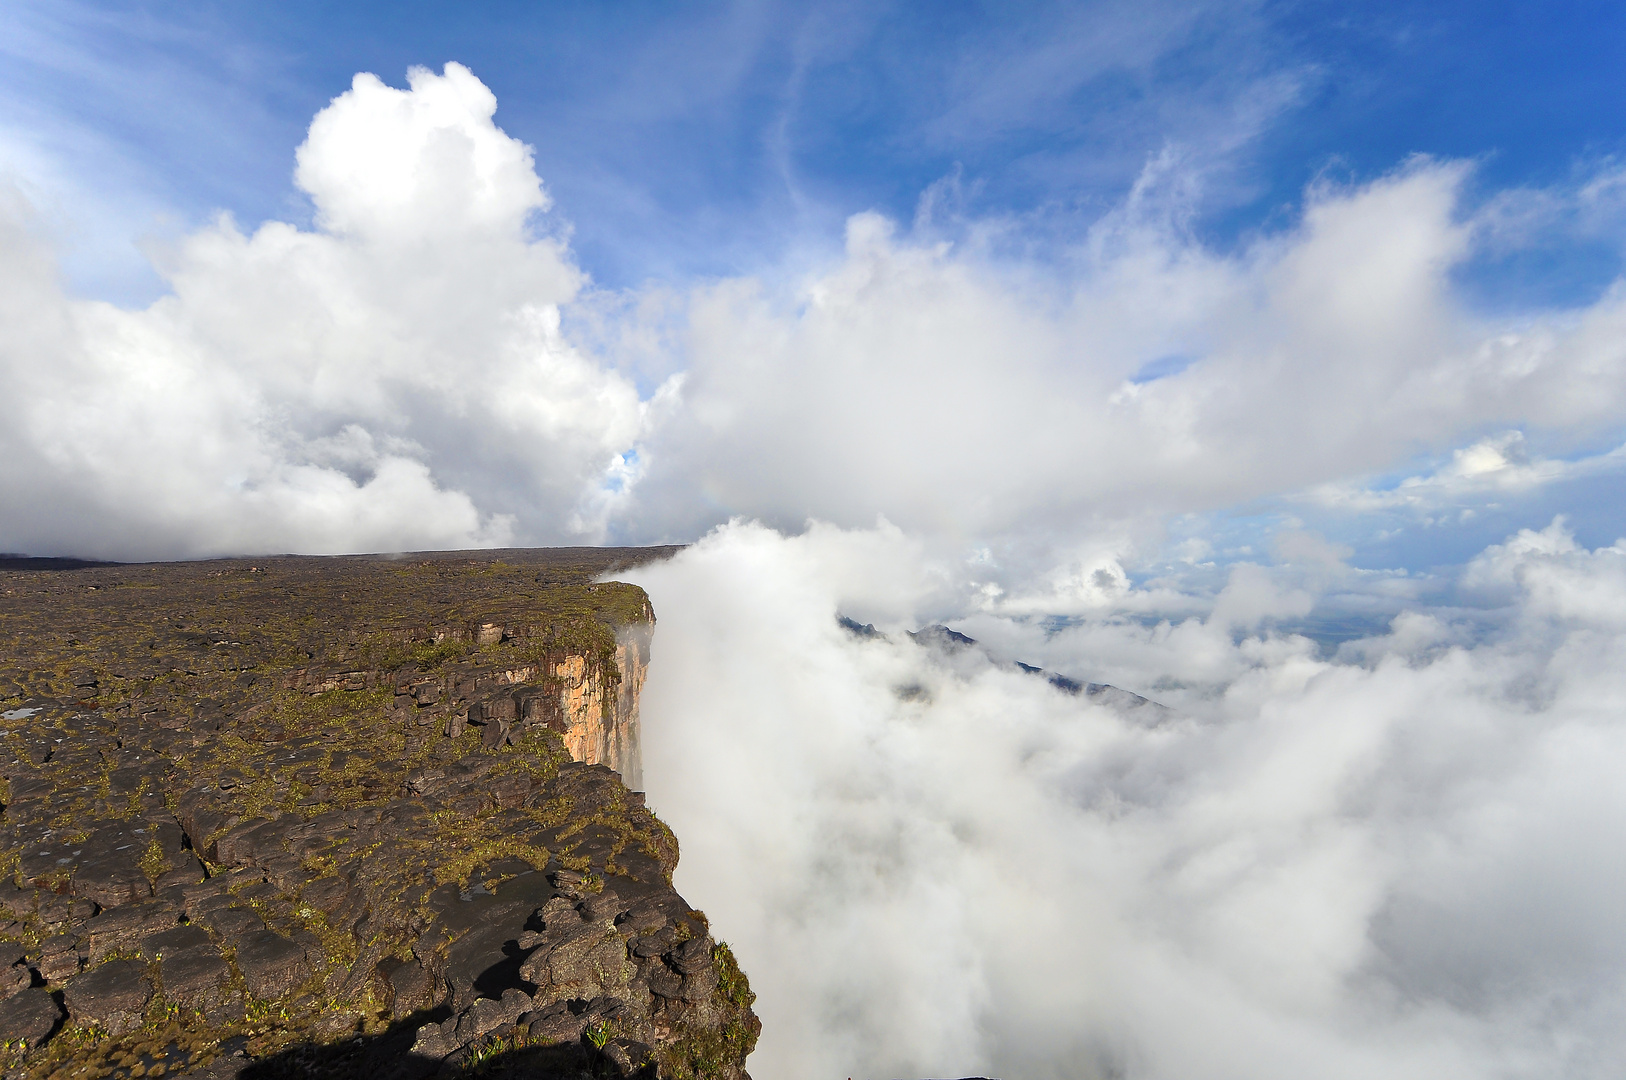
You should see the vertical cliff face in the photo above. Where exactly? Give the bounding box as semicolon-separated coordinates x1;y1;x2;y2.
460;606;652;792
553;623;651;789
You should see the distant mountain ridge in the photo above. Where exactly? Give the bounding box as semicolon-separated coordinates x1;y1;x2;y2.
840;616;1171;720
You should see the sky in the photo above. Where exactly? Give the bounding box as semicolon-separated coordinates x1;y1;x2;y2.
7;3;1626;1078
6;0;1626;571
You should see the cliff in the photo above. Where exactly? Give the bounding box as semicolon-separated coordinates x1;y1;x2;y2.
0;549;757;1080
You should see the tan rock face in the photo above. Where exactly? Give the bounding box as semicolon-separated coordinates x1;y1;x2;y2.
554;624;651;789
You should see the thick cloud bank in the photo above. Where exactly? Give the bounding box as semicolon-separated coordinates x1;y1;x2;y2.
629;161;1626;557
0;64;648;559
6;66;1626;561
629;519;1626;1080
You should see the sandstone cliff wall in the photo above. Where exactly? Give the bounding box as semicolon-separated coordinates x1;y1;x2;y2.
424;615;650;790
553;623;650;789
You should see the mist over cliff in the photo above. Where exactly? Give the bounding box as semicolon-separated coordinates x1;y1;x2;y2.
629;520;1626;1080
5;54;1626;1080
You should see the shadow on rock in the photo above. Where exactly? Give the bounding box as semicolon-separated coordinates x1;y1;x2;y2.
228;1010;650;1080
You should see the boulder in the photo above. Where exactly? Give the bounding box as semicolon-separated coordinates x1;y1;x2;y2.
521;998;587;1044
409;1019;457;1061
32;934;83;984
455;987;532;1040
1;961;33;1000
64;958;152;1035
152;851;208;890
671;933;714;975
71;852;148;909
0;986;61;1049
646;961;684;1000
234;930;310;1000
158;944;235;1015
520;917;636;999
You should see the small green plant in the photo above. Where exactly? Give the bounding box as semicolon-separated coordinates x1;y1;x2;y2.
412;639;470;669
244;997;298;1026
712;941;755;1009
138;835;170;882
585;1020;612;1049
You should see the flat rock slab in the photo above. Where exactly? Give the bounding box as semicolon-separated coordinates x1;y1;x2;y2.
435;867;559;1005
72;851;150;910
87;900;182;962
64;958;152;1035
161;946;236;1014
194;905;266;938
141;923;215;957
0;987;62;1050
234;930;310;1000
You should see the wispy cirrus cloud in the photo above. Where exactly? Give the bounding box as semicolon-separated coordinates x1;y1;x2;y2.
1302;432;1626;515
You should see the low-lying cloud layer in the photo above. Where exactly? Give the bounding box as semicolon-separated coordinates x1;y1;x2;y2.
628;519;1626;1080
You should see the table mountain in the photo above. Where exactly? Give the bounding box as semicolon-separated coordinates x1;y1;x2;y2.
0;548;757;1080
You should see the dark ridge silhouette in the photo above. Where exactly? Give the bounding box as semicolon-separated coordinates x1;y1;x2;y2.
837;615;884;639
0;553;119;570
906;625;977;650
897;621;1171;718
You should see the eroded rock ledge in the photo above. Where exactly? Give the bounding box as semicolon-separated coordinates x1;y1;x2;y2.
0;548;757;1079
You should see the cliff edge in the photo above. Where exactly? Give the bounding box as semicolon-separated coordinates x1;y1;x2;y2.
0;549;757;1080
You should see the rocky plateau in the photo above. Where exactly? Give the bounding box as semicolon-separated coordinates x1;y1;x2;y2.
0;548;758;1080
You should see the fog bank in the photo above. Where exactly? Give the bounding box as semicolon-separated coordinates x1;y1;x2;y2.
629;519;1626;1079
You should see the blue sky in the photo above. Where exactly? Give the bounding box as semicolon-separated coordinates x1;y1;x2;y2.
5;0;1626;587
9;0;1626;304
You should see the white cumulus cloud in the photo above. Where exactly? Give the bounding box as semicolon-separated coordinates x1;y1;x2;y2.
0;63;651;559
621;159;1626;573
7;70;1626;570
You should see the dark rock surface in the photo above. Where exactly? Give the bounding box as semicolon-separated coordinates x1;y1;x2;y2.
0;548;757;1079
0;987;60;1052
